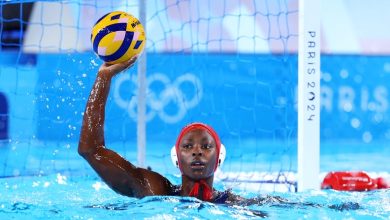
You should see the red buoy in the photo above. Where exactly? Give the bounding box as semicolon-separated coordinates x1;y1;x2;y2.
321;171;389;191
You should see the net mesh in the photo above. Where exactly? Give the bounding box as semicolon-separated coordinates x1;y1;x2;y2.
0;0;298;192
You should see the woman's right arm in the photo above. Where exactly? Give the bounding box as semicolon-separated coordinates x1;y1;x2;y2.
78;57;174;198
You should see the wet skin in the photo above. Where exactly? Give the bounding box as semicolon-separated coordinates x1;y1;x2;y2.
78;58;363;212
78;57;220;199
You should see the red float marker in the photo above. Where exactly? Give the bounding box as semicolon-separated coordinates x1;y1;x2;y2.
321;171;389;191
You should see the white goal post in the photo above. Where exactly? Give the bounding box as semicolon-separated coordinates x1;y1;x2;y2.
298;0;321;191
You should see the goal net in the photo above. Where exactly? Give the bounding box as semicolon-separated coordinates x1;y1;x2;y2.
0;0;299;193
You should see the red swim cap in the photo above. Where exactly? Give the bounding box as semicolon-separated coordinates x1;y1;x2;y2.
175;122;221;172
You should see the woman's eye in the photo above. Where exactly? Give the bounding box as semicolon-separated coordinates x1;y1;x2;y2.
203;144;212;149
183;144;191;149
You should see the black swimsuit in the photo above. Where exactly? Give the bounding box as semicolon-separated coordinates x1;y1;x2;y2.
171;185;230;204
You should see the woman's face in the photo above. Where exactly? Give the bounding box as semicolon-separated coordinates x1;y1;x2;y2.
178;128;217;180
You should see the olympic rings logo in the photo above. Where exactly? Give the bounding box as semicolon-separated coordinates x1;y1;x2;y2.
113;73;203;123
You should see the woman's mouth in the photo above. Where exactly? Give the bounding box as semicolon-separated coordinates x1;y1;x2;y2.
190;161;206;169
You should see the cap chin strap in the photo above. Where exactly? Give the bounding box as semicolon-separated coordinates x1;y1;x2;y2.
170;144;226;170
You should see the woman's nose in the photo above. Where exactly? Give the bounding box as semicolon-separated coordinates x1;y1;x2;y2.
192;151;202;156
192;144;202;156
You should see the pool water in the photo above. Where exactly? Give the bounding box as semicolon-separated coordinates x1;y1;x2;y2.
1;173;389;219
0;141;389;219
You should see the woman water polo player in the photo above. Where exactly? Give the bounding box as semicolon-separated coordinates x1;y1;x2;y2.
78;56;244;203
78;58;383;212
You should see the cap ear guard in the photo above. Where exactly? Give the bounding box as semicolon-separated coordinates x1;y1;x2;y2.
170;144;226;169
170;146;179;168
218;144;226;167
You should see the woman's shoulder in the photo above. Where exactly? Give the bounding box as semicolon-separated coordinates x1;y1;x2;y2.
213;189;246;204
213;189;287;205
169;184;181;196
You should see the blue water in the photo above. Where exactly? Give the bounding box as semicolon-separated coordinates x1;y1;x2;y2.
0;141;389;219
1;173;389;219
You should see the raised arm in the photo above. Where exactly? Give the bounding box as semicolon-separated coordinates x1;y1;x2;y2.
78;57;174;198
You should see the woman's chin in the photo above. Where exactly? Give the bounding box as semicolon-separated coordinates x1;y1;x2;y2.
186;171;213;181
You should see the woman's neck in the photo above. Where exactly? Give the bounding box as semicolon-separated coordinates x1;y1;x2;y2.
180;175;214;196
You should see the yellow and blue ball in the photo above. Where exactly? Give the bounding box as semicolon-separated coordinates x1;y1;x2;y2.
91;11;146;64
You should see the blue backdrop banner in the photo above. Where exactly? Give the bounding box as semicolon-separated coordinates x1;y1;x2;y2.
23;53;390;144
